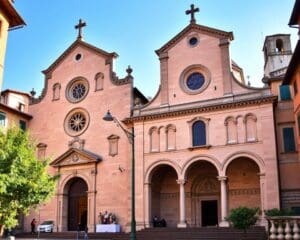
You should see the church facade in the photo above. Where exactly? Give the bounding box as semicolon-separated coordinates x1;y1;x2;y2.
6;5;297;233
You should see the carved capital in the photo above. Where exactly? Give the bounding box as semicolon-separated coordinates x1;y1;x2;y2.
217;176;228;182
176;179;187;185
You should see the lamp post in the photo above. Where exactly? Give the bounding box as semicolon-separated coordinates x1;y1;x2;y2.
103;110;136;240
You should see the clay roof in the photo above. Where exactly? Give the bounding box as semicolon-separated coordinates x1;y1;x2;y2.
155;23;234;55
0;0;25;28
288;0;300;26
0;103;32;120
50;147;102;167
283;40;300;85
42;39;118;75
1;89;31;98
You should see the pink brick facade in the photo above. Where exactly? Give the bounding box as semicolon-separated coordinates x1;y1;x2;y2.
21;18;285;232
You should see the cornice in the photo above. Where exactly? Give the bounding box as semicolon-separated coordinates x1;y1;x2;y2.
0;103;32;120
125;95;277;123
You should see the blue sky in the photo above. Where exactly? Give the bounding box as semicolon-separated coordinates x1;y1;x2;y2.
3;0;298;98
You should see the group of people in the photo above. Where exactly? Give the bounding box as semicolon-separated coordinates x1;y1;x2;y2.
152;216;167;227
98;211;117;224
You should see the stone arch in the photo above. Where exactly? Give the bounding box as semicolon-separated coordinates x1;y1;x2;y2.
224;116;237;144
182;155;221;179
221;151;265;176
149;126;159;152
145;159;181;183
59;173;91;194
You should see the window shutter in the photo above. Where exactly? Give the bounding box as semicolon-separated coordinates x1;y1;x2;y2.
19;120;26;131
0;112;6;126
280;85;291;100
283;127;296;152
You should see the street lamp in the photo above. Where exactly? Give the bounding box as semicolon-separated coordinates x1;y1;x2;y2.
103;110;136;240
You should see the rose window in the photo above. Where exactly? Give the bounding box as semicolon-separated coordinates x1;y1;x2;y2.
64;108;89;136
71;83;86;100
69;112;86;132
66;77;89;103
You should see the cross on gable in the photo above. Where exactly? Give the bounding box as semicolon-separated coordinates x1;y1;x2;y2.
75;19;87;40
185;4;200;24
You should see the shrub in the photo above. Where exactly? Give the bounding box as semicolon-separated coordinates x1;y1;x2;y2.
265;208;296;217
227;207;259;233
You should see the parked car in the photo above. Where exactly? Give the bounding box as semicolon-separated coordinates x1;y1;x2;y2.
37;220;54;233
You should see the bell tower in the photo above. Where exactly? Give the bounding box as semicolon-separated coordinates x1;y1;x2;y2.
263;34;292;77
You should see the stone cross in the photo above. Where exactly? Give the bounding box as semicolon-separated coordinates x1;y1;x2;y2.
185;4;199;24
75;19;87;40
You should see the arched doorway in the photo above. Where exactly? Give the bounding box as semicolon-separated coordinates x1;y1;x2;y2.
226;157;261;212
150;165;179;227
67;177;88;231
185;161;220;227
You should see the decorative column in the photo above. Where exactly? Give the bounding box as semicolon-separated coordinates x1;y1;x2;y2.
258;173;266;225
177;179;187;228
144;182;151;228
218;176;229;227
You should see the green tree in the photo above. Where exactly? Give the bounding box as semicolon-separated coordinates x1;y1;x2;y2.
227;207;259;236
0;127;58;233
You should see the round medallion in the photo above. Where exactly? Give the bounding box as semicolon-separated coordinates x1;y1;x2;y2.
66;77;89;103
64;108;90;137
186;72;205;90
179;64;211;95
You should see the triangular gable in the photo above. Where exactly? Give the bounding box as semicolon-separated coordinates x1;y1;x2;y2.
42;39;118;75
50;147;102;167
155;23;234;55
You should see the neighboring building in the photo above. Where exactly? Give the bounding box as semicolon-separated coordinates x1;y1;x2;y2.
282;0;300;151
0;89;32;130
263;33;300;212
0;0;25;90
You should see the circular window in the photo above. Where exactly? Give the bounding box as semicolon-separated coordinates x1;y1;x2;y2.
189;37;198;46
186;72;205;90
64;108;90;137
179;65;211;95
75;53;82;61
66;77;89;103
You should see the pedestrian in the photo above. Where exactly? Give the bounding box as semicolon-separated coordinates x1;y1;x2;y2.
31;218;37;234
84;225;88;240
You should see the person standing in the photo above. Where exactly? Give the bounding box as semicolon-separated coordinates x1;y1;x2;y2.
31;218;37;234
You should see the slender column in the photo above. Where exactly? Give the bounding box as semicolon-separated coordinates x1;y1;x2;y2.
258;173;266;225
177;179;187;228
144;182;151;228
218;176;229;227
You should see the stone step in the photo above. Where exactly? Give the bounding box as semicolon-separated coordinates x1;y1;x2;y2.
16;227;267;240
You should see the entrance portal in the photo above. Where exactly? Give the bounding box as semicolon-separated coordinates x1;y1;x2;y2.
68;178;88;231
201;200;218;226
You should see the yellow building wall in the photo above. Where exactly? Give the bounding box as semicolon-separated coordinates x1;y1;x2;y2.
0;11;10;91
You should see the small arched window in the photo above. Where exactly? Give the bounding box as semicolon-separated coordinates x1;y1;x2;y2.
149;127;159;152
245;113;257;142
166;124;176;150
225;116;237;144
95;72;104;91
192;121;206;146
52;83;61;101
276;39;283;53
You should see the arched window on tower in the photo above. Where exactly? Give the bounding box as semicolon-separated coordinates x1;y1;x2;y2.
275;39;284;53
52;83;61;101
149;126;159;152
245;113;257;142
225;116;237;144
166;124;176;150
